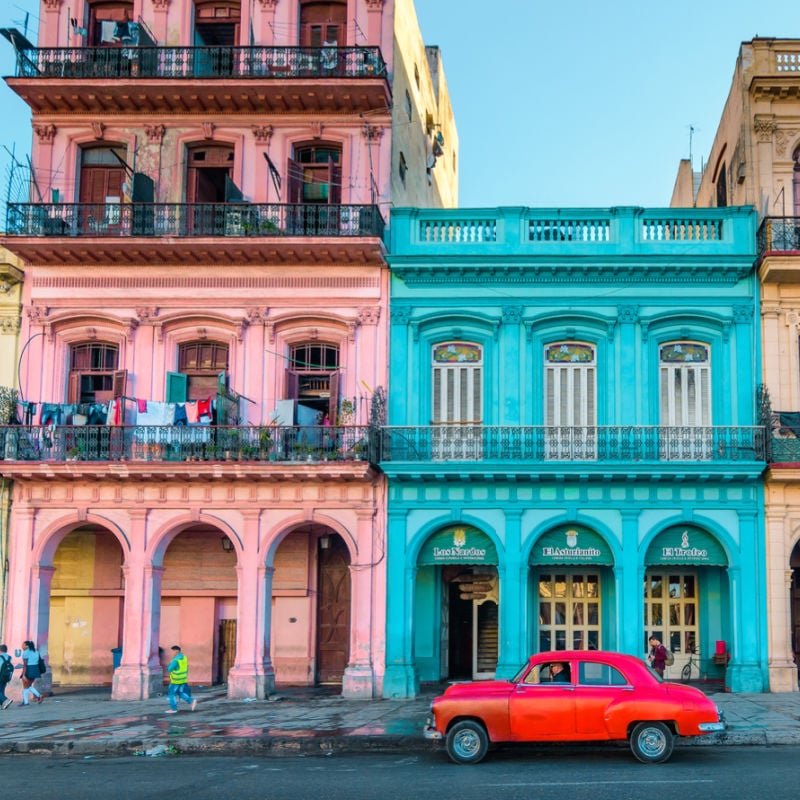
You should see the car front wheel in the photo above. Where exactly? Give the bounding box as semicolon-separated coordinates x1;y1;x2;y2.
445;720;489;765
629;721;674;764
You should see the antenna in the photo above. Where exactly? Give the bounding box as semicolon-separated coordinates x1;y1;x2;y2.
688;124;695;164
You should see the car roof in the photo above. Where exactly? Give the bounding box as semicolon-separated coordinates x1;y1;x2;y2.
531;651;643;666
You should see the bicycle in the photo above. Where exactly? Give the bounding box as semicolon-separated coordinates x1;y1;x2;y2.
681;648;702;682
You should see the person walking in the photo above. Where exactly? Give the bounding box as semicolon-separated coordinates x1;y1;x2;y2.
0;644;14;709
165;645;197;714
648;635;668;678
19;641;43;706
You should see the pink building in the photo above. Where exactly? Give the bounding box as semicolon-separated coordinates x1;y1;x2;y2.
0;0;457;700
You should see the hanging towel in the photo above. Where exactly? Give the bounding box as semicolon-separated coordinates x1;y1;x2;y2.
185;401;199;424
137;398;148;413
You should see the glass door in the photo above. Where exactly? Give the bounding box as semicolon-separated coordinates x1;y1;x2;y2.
538;573;601;652
644;572;698;678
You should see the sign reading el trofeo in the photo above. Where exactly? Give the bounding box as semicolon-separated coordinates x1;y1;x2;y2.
645;525;727;567
418;526;497;565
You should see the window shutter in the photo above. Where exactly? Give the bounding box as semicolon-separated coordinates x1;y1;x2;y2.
166;371;188;404
327;370;340;423
287;158;302;203
287;370;300;400
217;370;228;395
472;367;482;422
68;371;81;404
545;368;554;426
112;369;127;399
432;367;441;423
329;160;342;205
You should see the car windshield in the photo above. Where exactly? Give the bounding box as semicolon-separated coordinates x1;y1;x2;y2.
511;661;532;683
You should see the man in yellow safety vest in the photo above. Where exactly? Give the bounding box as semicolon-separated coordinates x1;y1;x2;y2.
166;645;198;714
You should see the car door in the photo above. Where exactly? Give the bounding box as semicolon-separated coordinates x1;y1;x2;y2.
573;659;633;737
508;663;576;740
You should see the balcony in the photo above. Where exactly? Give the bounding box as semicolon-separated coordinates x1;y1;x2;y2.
3;202;386;266
379;426;766;481
0;424;377;482
7;45;390;114
747;39;800;100
388;207;756;285
756;217;800;282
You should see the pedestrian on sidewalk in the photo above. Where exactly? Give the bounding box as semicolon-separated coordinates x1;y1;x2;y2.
0;644;13;709
19;641;44;706
648;635;668;678
165;645;197;714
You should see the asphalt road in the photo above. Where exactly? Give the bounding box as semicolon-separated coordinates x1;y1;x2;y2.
1;745;796;800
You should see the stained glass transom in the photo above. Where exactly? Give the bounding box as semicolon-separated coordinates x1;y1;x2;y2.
659;343;708;363
546;343;595;364
432;343;482;364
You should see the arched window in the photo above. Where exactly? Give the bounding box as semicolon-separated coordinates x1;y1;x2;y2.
299;0;346;47
288;343;340;421
178;341;229;400
68;342;124;404
715;162;727;208
659;342;711;426
87;0;133;47
288;142;342;205
431;342;482;424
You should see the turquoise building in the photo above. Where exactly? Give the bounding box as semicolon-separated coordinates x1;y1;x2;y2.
381;206;767;697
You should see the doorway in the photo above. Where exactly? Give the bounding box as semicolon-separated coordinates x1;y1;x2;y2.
644;571;698;678
217;618;236;684
537;572;601;652
790;542;800;681
316;534;351;684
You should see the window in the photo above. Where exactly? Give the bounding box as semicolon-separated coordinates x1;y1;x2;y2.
288;143;342;204
186;144;235;203
177;341;229;401
288;343;340;421
715;162;727;207
578;662;627;686
414;63;420;89
79;145;126;230
544;342;596;460
398;152;408;186
68;342;125;404
299;0;346;47
793;146;800;216
194;0;240;46
404;90;412;121
87;1;133;47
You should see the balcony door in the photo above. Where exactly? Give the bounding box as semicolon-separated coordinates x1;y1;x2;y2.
659;342;711;460
299;0;346;46
431;342;483;460
193;1;241;75
288;343;340;423
544;342;596;460
79;145;127;233
186;144;235;234
287;143;342;234
793;146;800;215
87;0;133;47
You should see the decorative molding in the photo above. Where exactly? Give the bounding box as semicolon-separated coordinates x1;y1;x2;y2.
124;319;139;342
246;306;266;324
309;327;319;341
26;305;49;324
617;304;639;324
347;321;357;342
43;0;63;10
732;304;754;323
196;327;208;340
135;306;159;322
256;0;279;8
366;0;385;8
774;129;798;158
0;317;21;335
753;115;777;143
145;124;166;144
30;275;380;290
201;122;215;140
362;125;385;141
310;122;324;140
34;123;57;144
357;306;380;325
91;122;106;140
390;306;412;324
265;320;276;343
501;305;523;324
152;0;171;10
234;318;249;342
252;125;273;145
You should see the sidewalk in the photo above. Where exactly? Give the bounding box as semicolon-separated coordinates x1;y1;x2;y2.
1;685;800;757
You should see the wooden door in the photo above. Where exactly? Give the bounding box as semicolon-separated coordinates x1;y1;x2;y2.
217;618;237;684
300;1;346;46
316;534;350;683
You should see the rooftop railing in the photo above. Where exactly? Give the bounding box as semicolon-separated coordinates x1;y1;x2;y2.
15;45;387;81
0;425;376;465
5;202;386;239
379;426;766;464
757;217;800;257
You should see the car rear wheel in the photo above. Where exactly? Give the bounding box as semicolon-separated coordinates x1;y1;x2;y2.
630;721;674;764
445;720;489;765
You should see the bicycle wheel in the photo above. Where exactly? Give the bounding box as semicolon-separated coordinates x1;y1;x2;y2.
680;661;692;682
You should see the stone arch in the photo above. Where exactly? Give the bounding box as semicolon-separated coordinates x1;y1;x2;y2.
406;513;504;568
262;511;358;566
34;511;130;566
149;512;243;566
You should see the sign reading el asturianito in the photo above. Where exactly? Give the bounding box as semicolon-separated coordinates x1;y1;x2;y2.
530;525;614;566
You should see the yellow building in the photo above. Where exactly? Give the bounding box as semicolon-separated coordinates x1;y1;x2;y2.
0;246;23;637
672;38;800;692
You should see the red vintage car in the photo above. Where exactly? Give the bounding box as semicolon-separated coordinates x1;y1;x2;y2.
424;650;725;764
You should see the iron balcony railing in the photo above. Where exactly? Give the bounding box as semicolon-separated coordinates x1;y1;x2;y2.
5;203;385;239
757;216;800;257
379;426;766;463
0;425;376;465
769;436;800;464
15;45;387;81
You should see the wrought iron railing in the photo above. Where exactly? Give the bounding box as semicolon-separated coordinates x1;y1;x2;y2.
769;436;800;464
379;426;766;463
757;217;800;256
15;45;387;80
0;425;376;465
5;203;385;239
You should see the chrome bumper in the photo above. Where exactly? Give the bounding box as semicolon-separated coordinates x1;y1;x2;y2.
699;721;726;733
424;725;443;741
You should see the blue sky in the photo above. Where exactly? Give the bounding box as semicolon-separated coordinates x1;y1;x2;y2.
0;0;798;212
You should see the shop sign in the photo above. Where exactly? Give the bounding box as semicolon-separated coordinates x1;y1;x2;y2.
645;525;727;566
530;526;613;566
417;526;497;565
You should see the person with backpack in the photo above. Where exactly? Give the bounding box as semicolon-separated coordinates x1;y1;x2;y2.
18;641;44;706
0;644;14;709
648;635;669;677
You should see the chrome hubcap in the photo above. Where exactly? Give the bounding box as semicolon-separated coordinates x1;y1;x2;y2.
638;727;667;758
453;729;481;759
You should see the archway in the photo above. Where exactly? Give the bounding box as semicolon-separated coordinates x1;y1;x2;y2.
270;523;351;687
48;525;125;686
158;525;237;685
790;539;800;680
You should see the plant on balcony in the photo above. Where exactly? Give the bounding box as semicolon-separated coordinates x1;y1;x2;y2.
66;443;86;461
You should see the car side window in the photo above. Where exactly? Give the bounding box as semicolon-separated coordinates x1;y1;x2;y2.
578;662;628;686
522;665;544;684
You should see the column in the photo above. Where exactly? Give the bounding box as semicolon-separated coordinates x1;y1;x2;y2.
343;511;378;698
228;511;274;698
383;510;418;697
617;306;638;423
496;510;523;677
619;511;641;655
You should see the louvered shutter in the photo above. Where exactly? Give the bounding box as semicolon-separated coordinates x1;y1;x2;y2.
67;371;81;404
166;371;188;404
327;370;340;422
287;370;300;400
287;158;302;203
